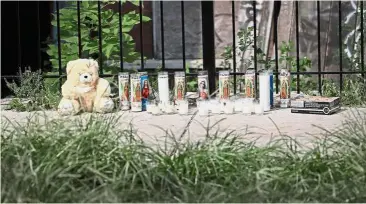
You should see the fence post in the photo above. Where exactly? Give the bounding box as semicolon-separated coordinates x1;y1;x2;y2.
201;1;216;95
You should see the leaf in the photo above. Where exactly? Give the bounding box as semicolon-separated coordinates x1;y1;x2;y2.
141;16;151;22
105;44;114;58
103;28;111;33
64;36;79;43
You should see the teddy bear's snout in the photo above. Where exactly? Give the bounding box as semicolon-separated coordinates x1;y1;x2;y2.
79;73;93;83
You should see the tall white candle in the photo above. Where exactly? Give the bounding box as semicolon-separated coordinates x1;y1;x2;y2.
158;72;169;104
259;71;271;112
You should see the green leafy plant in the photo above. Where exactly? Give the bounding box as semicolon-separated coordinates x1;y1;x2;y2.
322;75;366;106
278;41;315;93
5;67;61;111
185;63;197;92
46;0;151;75
221;27;255;70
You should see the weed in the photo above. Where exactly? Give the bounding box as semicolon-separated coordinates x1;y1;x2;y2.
5;67;61;111
322;75;366;106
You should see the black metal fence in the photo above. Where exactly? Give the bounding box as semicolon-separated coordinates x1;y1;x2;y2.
1;1;365;97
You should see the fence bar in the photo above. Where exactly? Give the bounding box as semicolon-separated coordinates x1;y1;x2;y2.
36;1;42;70
4;70;366;80
97;1;103;74
361;0;364;78
232;0;237;95
160;1;165;70
201;1;216;95
317;1;322;95
139;0;144;70
274;1;279;93
339;1;343;92
253;1;258;97
56;2;62;90
295;1;300;93
118;0;124;71
17;1;22;69
77;1;82;58
181;1;186;71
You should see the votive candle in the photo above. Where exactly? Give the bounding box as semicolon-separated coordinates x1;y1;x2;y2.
158;72;169;104
254;101;264;115
178;100;189;115
259;70;271;112
223;100;234;114
209;100;221;114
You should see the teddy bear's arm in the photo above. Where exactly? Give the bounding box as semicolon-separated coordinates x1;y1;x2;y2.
61;81;78;100
95;78;111;98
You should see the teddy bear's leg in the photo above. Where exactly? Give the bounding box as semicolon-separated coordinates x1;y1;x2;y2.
94;97;114;113
58;98;81;116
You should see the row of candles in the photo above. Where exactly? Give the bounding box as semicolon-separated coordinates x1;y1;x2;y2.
118;69;291;115
145;98;267;116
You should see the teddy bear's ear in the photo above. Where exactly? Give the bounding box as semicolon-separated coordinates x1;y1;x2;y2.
66;60;77;75
88;59;99;73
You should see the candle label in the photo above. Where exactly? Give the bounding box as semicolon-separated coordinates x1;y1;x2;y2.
118;72;130;110
219;71;230;100
198;75;209;100
244;71;255;98
140;73;150;111
130;74;142;112
174;75;186;102
279;69;291;108
279;69;291;99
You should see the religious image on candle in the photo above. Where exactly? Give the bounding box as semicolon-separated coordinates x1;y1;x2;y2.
142;79;150;99
219;71;230;100
141;72;150;111
118;72;130;110
174;72;186;101
245;69;255;98
130;73;142;111
279;69;291;99
198;71;209;100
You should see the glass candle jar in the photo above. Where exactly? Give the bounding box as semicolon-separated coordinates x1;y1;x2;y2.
197;71;209;100
254;100;264;115
234;98;244;112
242;99;254;115
219;70;230;101
174;71;186;102
197;100;209;116
164;102;176;114
158;72;170;104
222;100;234;114
209;99;221;114
151;104;161;115
178;100;189;115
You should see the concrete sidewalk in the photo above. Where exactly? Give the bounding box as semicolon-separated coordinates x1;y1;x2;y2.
1;107;363;147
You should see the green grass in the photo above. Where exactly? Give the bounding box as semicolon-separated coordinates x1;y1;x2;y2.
1;109;366;202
